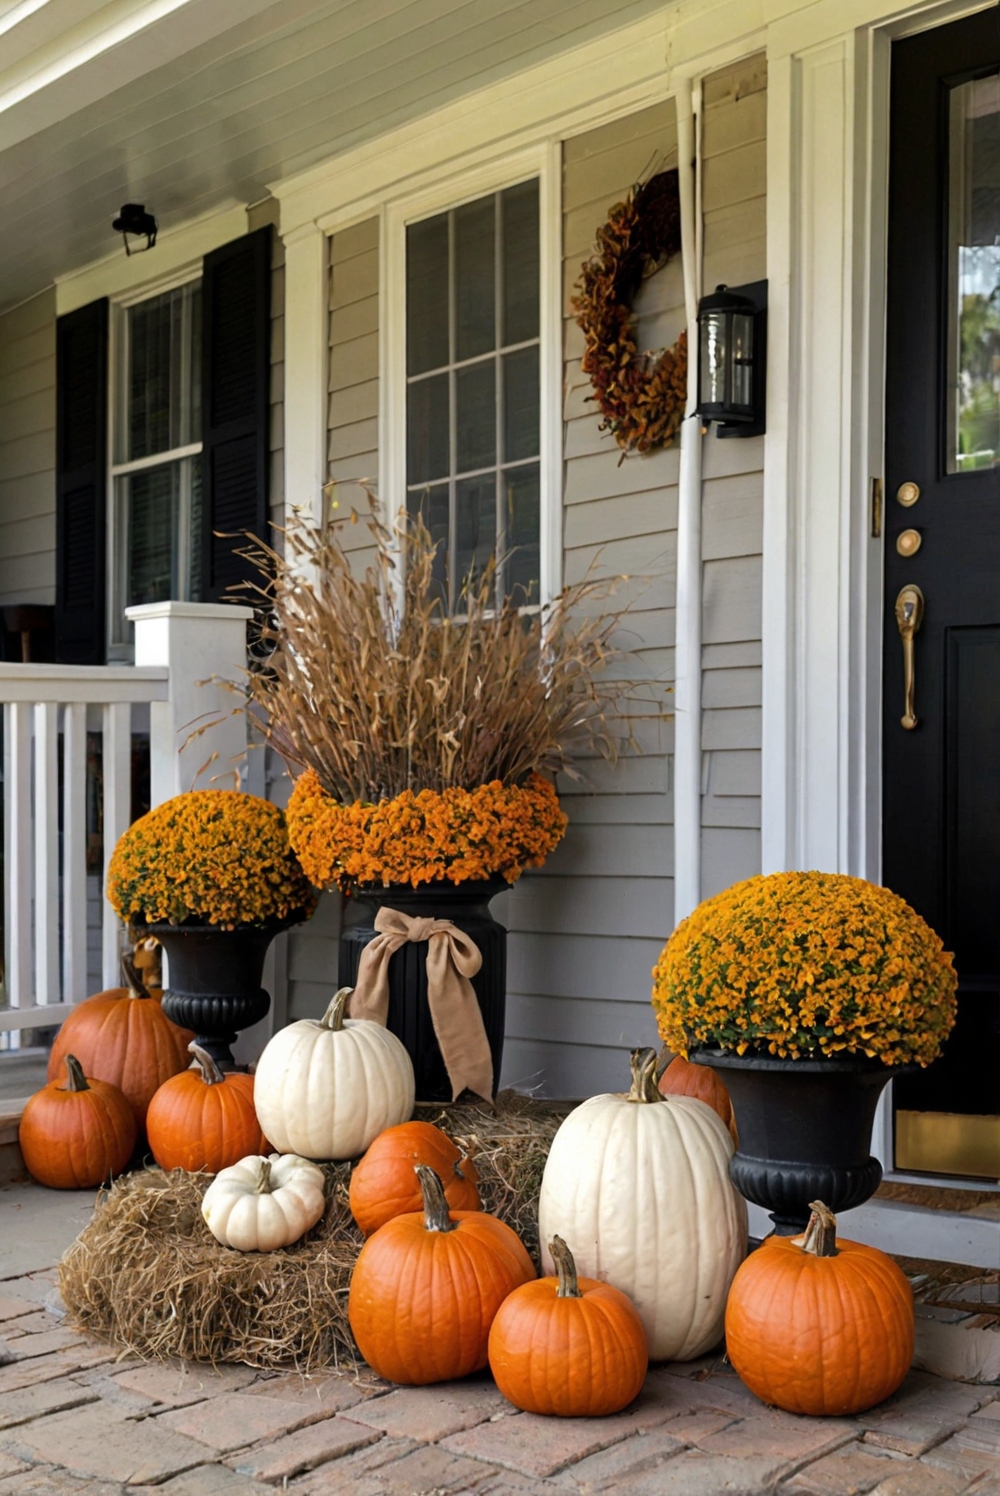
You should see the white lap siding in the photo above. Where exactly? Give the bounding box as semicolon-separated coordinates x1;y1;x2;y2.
0;289;56;608
502;101;680;1098
505;60;767;1096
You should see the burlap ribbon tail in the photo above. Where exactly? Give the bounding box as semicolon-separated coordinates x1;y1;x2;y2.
347;906;494;1102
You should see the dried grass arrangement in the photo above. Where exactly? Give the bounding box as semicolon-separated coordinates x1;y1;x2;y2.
59;1093;566;1372
241;504;634;804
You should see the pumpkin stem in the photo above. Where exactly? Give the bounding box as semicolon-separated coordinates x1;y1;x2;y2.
319;987;353;1032
63;1055;90;1093
121;952;149;999
627;1047;662;1104
254;1158;273;1194
550;1235;583;1298
801;1200;839;1258
188;1042;225;1086
415;1164;458;1233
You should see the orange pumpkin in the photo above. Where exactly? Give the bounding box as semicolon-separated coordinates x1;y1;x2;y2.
658;1051;737;1142
145;1043;266;1173
349;1121;480;1236
20;1055;136;1189
489;1234;648;1416
47;956;193;1128
348;1165;535;1384
725;1199;914;1416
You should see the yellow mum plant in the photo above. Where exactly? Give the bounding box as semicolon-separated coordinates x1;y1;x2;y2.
287;770;566;895
652;871;957;1068
107;791;317;930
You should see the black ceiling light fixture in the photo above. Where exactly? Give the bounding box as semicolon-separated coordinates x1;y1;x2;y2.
695;280;767;437
112;203;158;255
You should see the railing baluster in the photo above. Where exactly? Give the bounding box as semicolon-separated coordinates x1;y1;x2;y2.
101;702;132;988
34;701;60;1006
62;702;88;1005
3;702;33;1018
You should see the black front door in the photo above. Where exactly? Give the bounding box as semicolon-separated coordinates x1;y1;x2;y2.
884;8;1000;1180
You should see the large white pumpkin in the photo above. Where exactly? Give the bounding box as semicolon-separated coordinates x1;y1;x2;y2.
202;1153;326;1251
537;1048;746;1362
253;987;415;1160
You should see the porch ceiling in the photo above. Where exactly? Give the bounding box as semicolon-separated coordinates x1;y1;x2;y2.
0;0;666;314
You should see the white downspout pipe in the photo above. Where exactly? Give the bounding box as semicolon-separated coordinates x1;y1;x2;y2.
672;78;704;926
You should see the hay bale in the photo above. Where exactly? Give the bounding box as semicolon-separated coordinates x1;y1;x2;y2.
59;1091;567;1372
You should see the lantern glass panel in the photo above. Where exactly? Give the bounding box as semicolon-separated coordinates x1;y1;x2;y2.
731;311;754;410
700;311;728;407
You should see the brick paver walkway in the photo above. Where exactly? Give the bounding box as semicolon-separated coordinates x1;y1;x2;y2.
0;1264;998;1495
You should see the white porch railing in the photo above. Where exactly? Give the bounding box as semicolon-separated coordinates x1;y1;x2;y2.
0;602;252;1040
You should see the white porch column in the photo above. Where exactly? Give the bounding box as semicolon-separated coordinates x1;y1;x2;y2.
761;28;880;881
283;223;329;524
127;601;253;806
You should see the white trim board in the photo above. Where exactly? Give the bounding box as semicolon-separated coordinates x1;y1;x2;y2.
747;1199;1000;1270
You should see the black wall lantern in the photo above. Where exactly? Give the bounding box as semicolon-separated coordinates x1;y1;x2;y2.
112;203;158;256
695;279;767;437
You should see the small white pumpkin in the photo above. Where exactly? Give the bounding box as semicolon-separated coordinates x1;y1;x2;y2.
201;1153;326;1251
537;1047;747;1362
253;987;415;1161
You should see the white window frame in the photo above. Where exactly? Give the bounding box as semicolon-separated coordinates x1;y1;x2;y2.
106;267;204;658
381;143;562;610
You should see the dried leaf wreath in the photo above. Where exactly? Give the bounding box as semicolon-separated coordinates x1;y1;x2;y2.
573;169;687;456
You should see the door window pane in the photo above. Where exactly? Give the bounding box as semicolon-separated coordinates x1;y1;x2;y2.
405;181;540;610
947;73;1000;472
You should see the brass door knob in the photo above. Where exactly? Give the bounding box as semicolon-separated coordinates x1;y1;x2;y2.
894;584;925;730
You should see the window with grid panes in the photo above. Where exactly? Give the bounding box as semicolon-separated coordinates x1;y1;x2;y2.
406;180;540;609
109;280;202;651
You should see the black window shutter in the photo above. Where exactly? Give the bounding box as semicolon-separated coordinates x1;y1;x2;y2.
55;298;108;664
201;225;271;601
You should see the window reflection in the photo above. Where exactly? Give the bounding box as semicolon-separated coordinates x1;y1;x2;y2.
948;73;1000;473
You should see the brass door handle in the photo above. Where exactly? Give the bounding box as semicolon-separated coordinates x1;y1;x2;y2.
894;584;924;730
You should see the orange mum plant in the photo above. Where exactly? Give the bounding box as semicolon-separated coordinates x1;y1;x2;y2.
240;505;651;892
651;871;957;1068
107;791;316;929
289;771;566;895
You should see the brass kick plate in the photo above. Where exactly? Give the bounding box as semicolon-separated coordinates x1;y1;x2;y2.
896;1110;1000;1181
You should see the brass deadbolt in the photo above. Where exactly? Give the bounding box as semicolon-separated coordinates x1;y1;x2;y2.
896;528;922;558
896;481;920;507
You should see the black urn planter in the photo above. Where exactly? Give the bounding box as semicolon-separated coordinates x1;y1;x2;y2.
339;879;507;1103
691;1049;896;1234
151;920;292;1068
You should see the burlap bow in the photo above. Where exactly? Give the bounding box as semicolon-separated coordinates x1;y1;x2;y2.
347;907;494;1102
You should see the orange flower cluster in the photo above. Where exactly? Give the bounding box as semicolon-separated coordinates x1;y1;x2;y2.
651;871;957;1068
286;769;567;895
107;791;317;930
